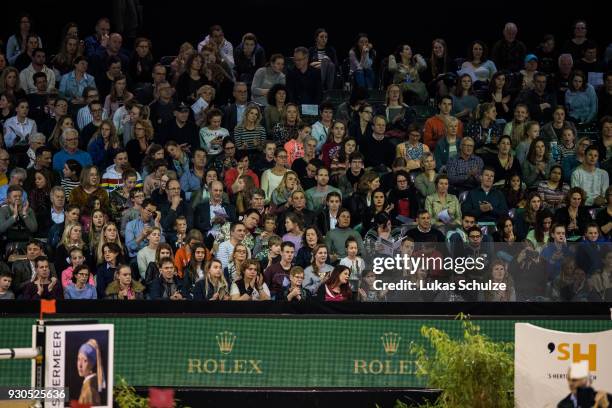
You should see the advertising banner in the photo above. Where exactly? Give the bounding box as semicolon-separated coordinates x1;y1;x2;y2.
515;323;612;408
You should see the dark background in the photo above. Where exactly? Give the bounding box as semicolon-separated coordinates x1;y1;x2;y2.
1;1;610;65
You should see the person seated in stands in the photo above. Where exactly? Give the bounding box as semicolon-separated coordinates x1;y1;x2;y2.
194;180;236;239
461;167;508;223
423;96;464;150
516;72;557;123
491;22;527;72
0;269;14;300
263;241;294;299
229;259;270;301
325;208;365;263
565;70;598;124
52;128;93;173
104;264;145;300
308;28;338;92
10;239;56;297
446;137;483;194
316;264;353;301
460;40;497;84
21;256;62;300
281;266;309;301
193;258;230;300
554;187;592;237
571;146;609;207
286;46;322;106
406;209;446;243
64;264;97;299
433;117;461;172
521;137;555;189
147;257;185;300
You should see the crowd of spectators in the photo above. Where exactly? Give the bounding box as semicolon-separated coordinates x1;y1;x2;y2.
0;14;611;303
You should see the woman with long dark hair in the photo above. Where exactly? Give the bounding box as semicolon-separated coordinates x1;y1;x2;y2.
349;33;376;90
182;243;212;298
316;265;353;301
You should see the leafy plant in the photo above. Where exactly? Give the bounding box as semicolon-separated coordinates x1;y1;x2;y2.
114;377;149;408
409;314;514;408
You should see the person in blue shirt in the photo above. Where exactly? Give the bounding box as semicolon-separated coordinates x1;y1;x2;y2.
59;56;97;103
52;128;93;173
125;198;165;259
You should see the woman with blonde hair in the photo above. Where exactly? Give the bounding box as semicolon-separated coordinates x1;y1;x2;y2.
194;258;230;300
414;152;438;199
193;84;216;125
225;244;250;284
95;222;124;265
234;103;266;152
272;102;301;147
503;103;530;148
55;222;87;273
170;42;195;85
270;171;300;208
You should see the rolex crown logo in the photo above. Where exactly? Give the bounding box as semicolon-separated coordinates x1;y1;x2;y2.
381;332;401;355
216;331;236;354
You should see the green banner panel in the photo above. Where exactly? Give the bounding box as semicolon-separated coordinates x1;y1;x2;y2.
1;317;611;388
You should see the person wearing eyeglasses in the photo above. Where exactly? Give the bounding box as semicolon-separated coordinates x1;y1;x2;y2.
125;198;164;260
64;264;97;299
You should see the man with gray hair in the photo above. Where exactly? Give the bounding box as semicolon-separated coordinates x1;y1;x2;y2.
25;133;46;168
0;168;28;205
222;82;249;133
52;128;92;172
286;46;322;106
491;22;527;72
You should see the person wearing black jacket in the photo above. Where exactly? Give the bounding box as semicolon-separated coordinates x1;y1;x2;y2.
515;72;557;123
308;28;339;91
276;190;316;236
221;82;249;134
233;34;266;88
157;103;198;147
193;181;237;237
360;115;395;170
158;179;193;232
147;257;185;300
316;191;342;235
286;47;322;106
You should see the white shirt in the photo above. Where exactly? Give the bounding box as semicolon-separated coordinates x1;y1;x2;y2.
198;36;234;69
3;116;37;148
19;64;56;94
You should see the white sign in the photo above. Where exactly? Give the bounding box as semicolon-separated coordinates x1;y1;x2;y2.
515;323;612;408
34;323;114;408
